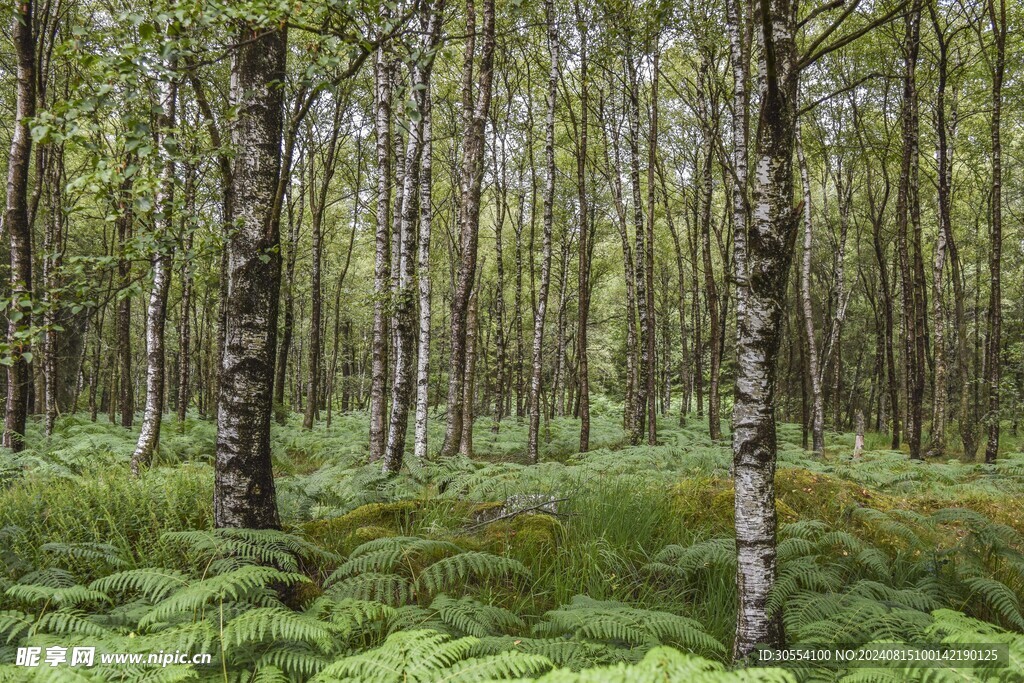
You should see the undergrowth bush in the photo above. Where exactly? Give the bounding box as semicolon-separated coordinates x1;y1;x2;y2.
0;410;1023;681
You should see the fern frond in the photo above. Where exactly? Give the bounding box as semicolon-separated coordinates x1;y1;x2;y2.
417;552;530;596
139;566;307;628
0;611;31;644
523;646;796;682
223;606;338;651
535;597;724;654
960;576;1024;630
32;610;112;638
5;582;109;608
90;568;190;602
434;650;551;681
431;595;526;637
325;572;414;606
310;629;479;682
40;542;128;569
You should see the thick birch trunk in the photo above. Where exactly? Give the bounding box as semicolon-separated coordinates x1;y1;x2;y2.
4;0;36;451
214;20;286;530
731;0;798;658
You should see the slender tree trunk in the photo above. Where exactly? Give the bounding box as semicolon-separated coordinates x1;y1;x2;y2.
896;0;924;460
823;158;851;432
575;3;591;452
492;118;508;432
414;94;435;460
303;186;324;430
327;137;361;428
88;297;107;422
701;122;723;442
42;145;64;437
514;171;526;420
4;0;36;451
385;0;443;472
796;126;824;455
177;169;195;428
688;195;705;419
643;49;659;444
214;20;287;529
604;100;638;434
550;228;571;418
527;0;558;464
928;11;952;457
863;154;900;449
984;0;1005;463
369;46;394;462
274;181;302;415
303;105;343;431
659;161;690;423
460;281;480;456
132;56;178;473
626;47;649;445
439;0;495;457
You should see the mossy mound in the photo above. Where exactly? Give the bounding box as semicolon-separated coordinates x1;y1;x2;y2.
774;467;890;522
481;512;562;553
669;468;892;534
302;500;422;554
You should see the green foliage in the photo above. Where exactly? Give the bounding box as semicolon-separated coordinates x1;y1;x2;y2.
512;646;796;682
3;413;1024;681
534;595;724;656
310;629;552;682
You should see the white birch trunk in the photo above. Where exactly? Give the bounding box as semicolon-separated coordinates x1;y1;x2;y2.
526;0;558;464
132;53;177;475
796;125;824;456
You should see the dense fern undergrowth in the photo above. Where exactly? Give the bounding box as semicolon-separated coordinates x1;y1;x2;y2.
3;400;1024;681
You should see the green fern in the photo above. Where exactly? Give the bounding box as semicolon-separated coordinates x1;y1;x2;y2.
90;568;190;602
139;565;308;628
223;606;339;650
309;629;551;682
325;572;415;606
430;595;526;637
511;646;796;682
416;552;530;596
534;596;724;655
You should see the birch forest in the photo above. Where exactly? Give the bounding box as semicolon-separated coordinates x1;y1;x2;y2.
1;0;1024;680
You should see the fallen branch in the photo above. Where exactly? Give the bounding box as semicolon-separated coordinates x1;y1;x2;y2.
464;497;569;532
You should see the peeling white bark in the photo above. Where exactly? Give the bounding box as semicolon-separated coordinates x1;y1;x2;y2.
132;51;178;475
526;0;558;464
214;20;286;530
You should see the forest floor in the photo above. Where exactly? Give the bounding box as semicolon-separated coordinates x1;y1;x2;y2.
2;399;1024;681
